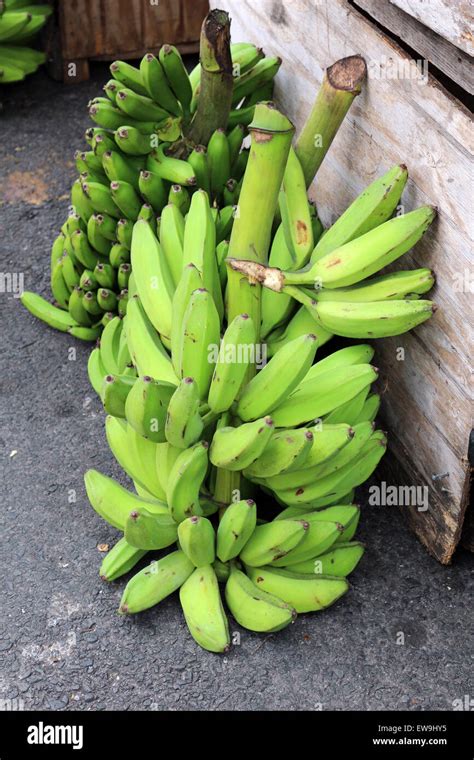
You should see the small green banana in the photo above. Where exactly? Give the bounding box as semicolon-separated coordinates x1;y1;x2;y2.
178;516;216;566
216;499;257;562
119;551;194;614
179;565;230;653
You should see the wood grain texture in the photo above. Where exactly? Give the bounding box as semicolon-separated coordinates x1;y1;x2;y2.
355;0;474;94
210;0;473;563
390;0;474;56
54;0;207;70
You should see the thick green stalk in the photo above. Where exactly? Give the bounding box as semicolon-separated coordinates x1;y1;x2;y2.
226;102;294;343
296;55;367;187
186;10;234;146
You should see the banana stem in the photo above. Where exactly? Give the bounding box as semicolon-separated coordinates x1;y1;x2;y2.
186;10;234;146
214;469;241;519
226;103;295;349
296;55;367;188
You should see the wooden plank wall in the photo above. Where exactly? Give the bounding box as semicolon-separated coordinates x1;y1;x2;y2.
211;0;473;563
355;0;474;94
56;0;208;62
390;0;474;55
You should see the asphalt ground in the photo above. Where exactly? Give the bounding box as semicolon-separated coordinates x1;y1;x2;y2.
0;63;472;711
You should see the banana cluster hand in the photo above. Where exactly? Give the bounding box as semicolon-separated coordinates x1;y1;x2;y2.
22;41;279;339
17;17;439;655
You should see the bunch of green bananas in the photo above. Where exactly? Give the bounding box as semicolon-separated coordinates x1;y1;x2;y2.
21;40;280;340
229;162;437;346
19;6;439;653
81;99;435;653
0;0;51;82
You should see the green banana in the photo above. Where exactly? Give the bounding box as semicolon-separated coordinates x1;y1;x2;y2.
208;314;256;414
210;417;275;471
119;551;194;614
178;288;221;399
115;87;168;122
116;217;133;248
70;228;100;269
87;211;118;241
131;219;175;341
266;421;374;490
267;305;333;356
166;441;209;523
138;170;167;214
159;203;185;286
84;469;164;530
311;164;409;261
105;416;165;500
225;566;296;633
188;145;211;195
87;347;108;395
353;393;380;425
71;178;94;222
147;145;196;186
270;363;378;427
207;128;230;201
21;292;78;332
124;506;178;550
168;183;190;215
110;244;130;270
313;268;435;302
110;59;148;96
99;537;147;582
243;428;314;479
323;387;370;425
247;206;436;291
182;189;222;318
271;519;347;567
180;565;230;653
274;435;386;508
304;344;374;382
279;146;314;267
232;56;282;105
125;375;175;442
285;542;365;577
159;44;192;112
68;287;93;326
170;264;203;376
308;298;435;338
261;224;296;338
239;519;309;567
101;373;135;418
114;126;153;156
216;499;257;562
110;179;142;220
125;297;176;384
227;123;246;165
245;565;348;613
178;516;216;566
165;377;203;449
236;333;318;421
97;288;117;312
82;180;121;217
139;53;181;114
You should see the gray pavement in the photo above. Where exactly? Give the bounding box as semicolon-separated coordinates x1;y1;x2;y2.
0;64;472;711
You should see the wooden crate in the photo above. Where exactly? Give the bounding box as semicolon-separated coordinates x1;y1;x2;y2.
210;0;473;563
45;0;209;82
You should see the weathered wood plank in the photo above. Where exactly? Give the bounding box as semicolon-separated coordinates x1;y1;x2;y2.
53;0;206;79
390;0;474;56
210;0;473;562
355;0;474;94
